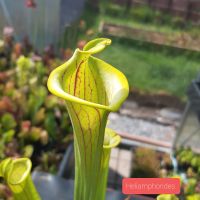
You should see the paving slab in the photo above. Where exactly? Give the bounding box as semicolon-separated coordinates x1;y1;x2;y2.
108;100;182;152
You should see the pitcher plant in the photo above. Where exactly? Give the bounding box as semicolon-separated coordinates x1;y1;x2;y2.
98;128;121;200
0;158;41;200
47;38;129;200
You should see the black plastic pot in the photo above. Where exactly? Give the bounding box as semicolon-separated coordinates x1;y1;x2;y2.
32;142;128;200
32;142;154;200
32;171;127;200
32;171;155;200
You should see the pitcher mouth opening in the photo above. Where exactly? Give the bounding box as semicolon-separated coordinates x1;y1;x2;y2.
103;128;121;149
47;38;129;112
48;67;129;112
47;70;113;111
7;158;31;185
47;62;128;112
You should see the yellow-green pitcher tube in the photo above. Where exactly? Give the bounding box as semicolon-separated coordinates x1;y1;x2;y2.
47;38;129;200
94;128;121;200
0;158;41;200
66;103;109;200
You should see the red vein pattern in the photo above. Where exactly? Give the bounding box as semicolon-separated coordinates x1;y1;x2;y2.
74;60;84;96
62;57;110;200
62;58;108;105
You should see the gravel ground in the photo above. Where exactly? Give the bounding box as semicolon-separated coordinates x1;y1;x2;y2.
108;113;176;142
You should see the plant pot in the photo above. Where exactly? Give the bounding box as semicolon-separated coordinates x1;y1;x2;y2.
32;171;154;200
32;171;126;200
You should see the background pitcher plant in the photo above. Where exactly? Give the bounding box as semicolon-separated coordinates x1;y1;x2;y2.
0;158;41;200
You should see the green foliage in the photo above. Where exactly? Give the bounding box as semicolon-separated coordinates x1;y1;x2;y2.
60;112;71;132
2;130;15;143
0;129;15;159
131;147;160;178
191;156;200;169
44;112;57;140
157;194;179;200
16;56;33;87
45;95;58;110
35;61;47;83
185;178;198;195
23;145;34;158
99;39;200;98
98;2;200;40
130;6;155;23
27;86;47;120
0;113;16;132
171;17;186;29
187;194;200;200
33;107;45;125
0;38;72;176
178;149;194;165
104;3;124;18
176;148;200;179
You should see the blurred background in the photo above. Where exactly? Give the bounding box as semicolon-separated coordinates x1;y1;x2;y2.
1;0;200;199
